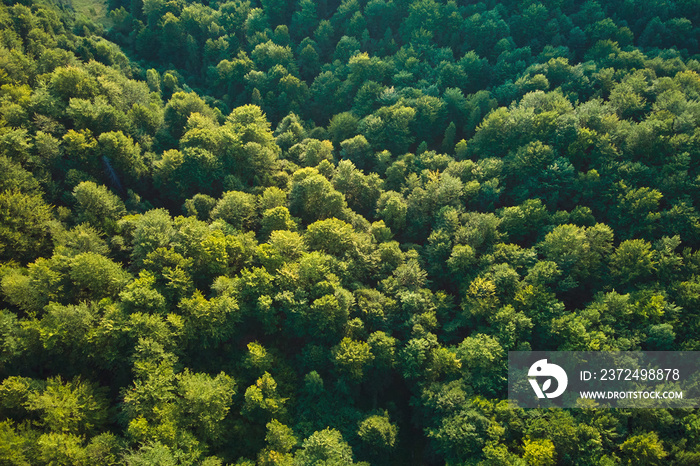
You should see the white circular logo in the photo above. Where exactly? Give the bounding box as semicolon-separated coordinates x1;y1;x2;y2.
528;359;568;399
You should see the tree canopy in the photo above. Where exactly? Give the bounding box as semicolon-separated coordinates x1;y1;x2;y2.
1;0;700;463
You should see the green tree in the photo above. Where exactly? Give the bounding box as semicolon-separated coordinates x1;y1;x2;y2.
298;42;321;81
258;419;298;465
609;239;657;287
360;104;415;155
210;191;258;231
376;191;407;233
223;104;280;186
291;0;318;40
241;372;287;423
153;147;221;203
0;420;32;465
333;337;374;382
25;376;109;436
252;41;296;72
289;168;347;224
0;156;40;194
304;217;358;258
328;112;359;147
163;91;217;141
178;291;240;347
455;334;506;396
294;428;358;466
260;206;298;239
0;190;53;263
69;252;131;300
129;208;176;267
73;181;127;233
538;223;613;290
288;138;333;167
339;135;371;171
619;432;667;466
48;66;98;101
523;437;556;466
427;406;490;464
357;412;397;458
333;160;383;217
175;369;236;443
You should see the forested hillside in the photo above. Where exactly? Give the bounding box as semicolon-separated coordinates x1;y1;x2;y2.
1;0;700;463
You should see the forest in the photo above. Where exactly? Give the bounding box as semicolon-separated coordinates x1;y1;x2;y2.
1;0;700;463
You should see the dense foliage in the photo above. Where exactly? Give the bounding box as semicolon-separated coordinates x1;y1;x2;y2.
1;0;700;463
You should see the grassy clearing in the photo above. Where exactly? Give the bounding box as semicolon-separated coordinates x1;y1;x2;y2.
69;0;112;27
